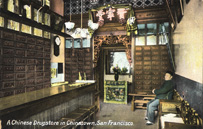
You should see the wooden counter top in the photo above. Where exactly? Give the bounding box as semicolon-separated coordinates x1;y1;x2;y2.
0;83;95;118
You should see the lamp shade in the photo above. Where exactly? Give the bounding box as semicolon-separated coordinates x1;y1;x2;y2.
88;20;99;31
65;21;75;30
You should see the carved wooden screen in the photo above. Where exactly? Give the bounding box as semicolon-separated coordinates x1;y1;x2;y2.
134;45;172;93
94;35;131;67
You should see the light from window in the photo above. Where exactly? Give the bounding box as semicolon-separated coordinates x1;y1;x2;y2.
82;39;90;48
136;36;145;46
109;52;130;74
159;22;169;33
66;39;72;48
74;39;81;48
159;33;168;45
147;23;157;35
147;35;156;45
138;24;145;36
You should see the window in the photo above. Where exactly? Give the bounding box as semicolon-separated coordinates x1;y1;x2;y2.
107;51;130;74
136;36;145;46
66;39;73;48
147;23;157;35
82;39;90;48
159;22;169;45
66;38;91;48
135;22;170;46
147;35;156;45
74;39;81;48
138;24;145;36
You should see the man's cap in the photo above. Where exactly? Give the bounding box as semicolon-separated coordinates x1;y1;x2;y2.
166;71;174;76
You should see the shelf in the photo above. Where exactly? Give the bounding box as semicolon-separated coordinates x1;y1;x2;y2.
0;9;70;37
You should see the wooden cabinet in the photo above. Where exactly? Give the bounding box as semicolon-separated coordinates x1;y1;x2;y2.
104;80;127;104
65;48;93;83
0;29;51;97
134;46;172;93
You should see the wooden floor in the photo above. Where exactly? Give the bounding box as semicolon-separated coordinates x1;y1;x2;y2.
94;101;158;129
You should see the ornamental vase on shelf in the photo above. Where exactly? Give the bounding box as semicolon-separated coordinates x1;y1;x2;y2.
114;72;119;81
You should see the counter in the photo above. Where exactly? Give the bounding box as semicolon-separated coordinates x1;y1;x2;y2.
0;83;96;128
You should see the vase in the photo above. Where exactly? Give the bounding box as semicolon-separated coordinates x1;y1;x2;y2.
114;73;119;81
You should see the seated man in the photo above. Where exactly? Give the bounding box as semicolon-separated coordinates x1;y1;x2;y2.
145;71;175;125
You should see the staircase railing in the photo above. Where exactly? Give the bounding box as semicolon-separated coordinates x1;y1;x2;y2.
161;23;176;71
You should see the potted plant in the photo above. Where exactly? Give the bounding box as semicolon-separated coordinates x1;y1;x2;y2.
121;67;128;74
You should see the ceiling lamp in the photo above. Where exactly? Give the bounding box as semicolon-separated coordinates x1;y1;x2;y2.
70;0;91;39
65;0;75;30
65;21;75;30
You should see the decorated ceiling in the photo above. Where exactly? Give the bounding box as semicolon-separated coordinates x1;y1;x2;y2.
64;0;164;15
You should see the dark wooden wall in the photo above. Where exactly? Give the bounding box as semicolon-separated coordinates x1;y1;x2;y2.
65;48;93;83
0;28;51;98
65;7;171;94
133;45;172;94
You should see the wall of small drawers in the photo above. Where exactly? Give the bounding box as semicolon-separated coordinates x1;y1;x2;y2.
0;29;51;98
134;45;172;93
65;48;93;83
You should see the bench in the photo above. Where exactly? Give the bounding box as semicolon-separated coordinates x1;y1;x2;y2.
129;93;155;111
43;105;97;129
158;90;202;129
